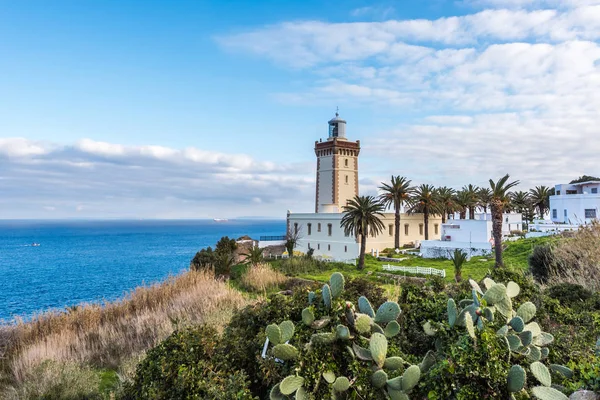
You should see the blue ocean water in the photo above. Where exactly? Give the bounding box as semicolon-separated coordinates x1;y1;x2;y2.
0;219;286;322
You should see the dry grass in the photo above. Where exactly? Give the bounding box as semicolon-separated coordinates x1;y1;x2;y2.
0;269;251;386
241;263;287;292
547;221;600;291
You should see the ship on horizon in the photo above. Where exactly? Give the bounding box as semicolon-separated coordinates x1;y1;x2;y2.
213;218;228;222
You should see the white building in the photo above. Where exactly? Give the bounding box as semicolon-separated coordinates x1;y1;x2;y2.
549;181;600;224
450;212;523;235
261;111;442;261
421;220;493;259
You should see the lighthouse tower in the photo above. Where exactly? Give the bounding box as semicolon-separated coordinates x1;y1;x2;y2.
314;111;360;213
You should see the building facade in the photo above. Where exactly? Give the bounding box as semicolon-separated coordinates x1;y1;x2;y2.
280;112;441;261
421;220;493;259
550;181;600;224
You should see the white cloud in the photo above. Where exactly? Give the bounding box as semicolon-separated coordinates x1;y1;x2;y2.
0;139;315;218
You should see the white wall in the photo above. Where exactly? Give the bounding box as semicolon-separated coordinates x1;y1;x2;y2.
550;194;600;224
441;219;493;243
451;213;523;234
421;240;492;259
316;155;333;213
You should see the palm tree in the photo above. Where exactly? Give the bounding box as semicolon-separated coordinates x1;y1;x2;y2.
408;184;440;240
454;190;470;219
450;248;468;282
435;186;457;223
510;191;531;214
477;188;492;214
379;176;413;250
490;174;520;268
462;184;480;219
529;186;551;219
341;195;386;270
242;246;264;267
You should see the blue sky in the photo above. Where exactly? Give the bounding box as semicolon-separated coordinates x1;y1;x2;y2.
1;0;600;218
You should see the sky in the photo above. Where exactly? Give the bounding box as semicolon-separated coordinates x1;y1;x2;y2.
1;0;599;219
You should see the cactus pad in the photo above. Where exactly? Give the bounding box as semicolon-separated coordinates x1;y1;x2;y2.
352;343;372;361
531;386;568;400
371;370;388;388
534;332;554;347
355;313;372;334
465;312;476;339
329;272;345;299
507;334;522;351
323;371;336;384
370;333;388;368
482;283;507;304
497;325;509;337
387;389;409;400
509;316;525;333
384;356;405;371
519;330;533;346
549;364;573;379
517;302;537;323
506;281;520;298
336;324;350;340
508;365;526;392
531;362;552;387
541;347;550;359
310;332;336;345
483;307;494;322
322;284;332;309
311;317;330;330
280;375;305;395
374;301;401;324
419;350;436;373
385;320;401;338
332;376;350;392
269;383;285;400
483;277;496;290
386;376;403;390
279;320;295;343
371;323;385;335
358;296;375;317
447;298;458;327
266;324;282;345
308;291;316;304
525;322;542;337
295;387;308;400
423;321;437;336
469;278;483;294
302;308;315;326
273;344;299;361
528;345;542;362
402;365;421;392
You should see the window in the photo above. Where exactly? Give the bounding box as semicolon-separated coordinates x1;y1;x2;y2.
585;209;597;218
328;224;332;236
389;224;393;236
552;209;557;218
419;224;424;236
294;223;298;235
308;243;310;249
434;224;439;235
592;188;598;194
344;245;347;252
328;244;331;251
344;159;348;167
318;223;321;232
318;244;320;250
566;190;577;195
345;175;349;184
564;209;567;218
307;223;312;235
556;190;561;195
404;224;409;235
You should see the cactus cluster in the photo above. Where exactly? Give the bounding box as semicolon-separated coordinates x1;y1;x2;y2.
438;277;573;399
264;272;432;399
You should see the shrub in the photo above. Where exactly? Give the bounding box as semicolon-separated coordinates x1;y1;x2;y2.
121;326;255;399
241;263;287;292
528;243;558;283
275;257;329;275
546;283;593;305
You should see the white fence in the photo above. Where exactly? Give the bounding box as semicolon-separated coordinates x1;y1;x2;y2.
382;264;446;278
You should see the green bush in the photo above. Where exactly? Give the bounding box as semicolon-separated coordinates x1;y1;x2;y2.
546;283;593;305
275;257;329;275
566;355;600;392
528;244;558;283
120;326;255;399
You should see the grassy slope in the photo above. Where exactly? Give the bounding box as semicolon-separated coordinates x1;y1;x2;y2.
272;236;555;284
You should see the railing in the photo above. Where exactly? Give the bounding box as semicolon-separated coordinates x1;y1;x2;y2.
259;235;287;241
382;264;446;278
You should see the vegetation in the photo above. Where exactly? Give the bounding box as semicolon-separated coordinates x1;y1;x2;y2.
489;174;520;268
379;175;413;249
570;175;600;184
242;245;264;267
407;184;438;240
341;195;386;270
240;263;287;293
450;248;467;282
529;185;552;218
435;186;456;223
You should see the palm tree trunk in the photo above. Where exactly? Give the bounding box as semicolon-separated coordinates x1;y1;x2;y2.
491;199;504;268
469;206;475;219
358;233;367;270
460;208;466;219
424;209;429;240
394;205;400;250
442;211;446;224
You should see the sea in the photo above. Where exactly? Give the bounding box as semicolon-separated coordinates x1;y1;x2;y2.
0;219;286;323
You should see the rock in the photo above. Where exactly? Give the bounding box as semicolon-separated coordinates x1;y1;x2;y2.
570;390;599;400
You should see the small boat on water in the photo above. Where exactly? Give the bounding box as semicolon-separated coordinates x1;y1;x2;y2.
31;243;40;247
213;218;228;222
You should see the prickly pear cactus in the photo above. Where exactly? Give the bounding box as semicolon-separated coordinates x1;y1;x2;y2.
263;272;426;399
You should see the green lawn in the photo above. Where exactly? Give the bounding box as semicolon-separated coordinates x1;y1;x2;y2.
269;236;555;284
